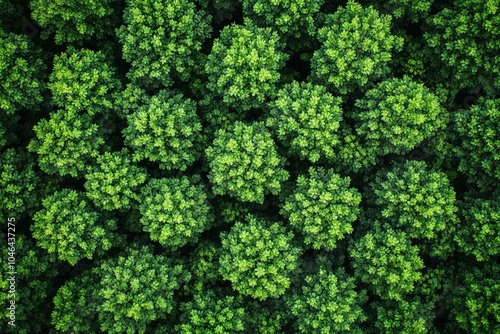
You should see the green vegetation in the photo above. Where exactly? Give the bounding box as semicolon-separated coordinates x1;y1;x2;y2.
2;0;500;332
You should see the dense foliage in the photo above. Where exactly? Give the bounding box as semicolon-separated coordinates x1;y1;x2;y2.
2;0;500;332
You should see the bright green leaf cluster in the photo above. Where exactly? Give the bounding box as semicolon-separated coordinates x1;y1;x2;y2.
123;90;202;171
117;0;212;87
310;0;403;94
281;167;362;251
139;176;213;251
206;121;289;203
98;246;189;333
29;0;117;44
28;109;104;177
289;268;367;333
219;215;302;300
369;160;458;239
177;289;246;333
49;48;122;116
31;189;118;265
84;149;148;211
206;22;288;111
349;227;424;301
241;0;323;37
354;76;448;155
266;81;343;162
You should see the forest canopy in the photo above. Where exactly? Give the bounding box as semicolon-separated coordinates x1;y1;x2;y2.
1;0;500;333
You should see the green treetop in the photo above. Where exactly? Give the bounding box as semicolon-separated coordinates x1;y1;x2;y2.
176;289;246;333
424;0;500;94
0;148;40;220
266;81;343;163
281;167;362;251
97;246;190;333
455;191;500;261
0;29;46;115
29;0;119;44
241;0;324;38
28;109;105;177
31;189;119;265
368;160;458;240
309;0;403;95
48;48;122;116
454;98;500;189
117;0;212;87
288;268;367;333
205;21;288;111
123;89;202;171
206;121;289;204
139;176;213;251
349;227;424;301
353;76;448;156
84;149;148;211
452;263;500;334
219;214;302;300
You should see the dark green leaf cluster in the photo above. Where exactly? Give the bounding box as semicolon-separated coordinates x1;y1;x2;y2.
117;0;212;87
369;160;458;240
29;0;117;44
241;0;323;37
454;98;500;188
288;268;367;333
349;227;424;301
0;29;46;114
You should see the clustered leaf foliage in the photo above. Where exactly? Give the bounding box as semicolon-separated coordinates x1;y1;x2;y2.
219;215;302;300
29;0;118;44
31;189;118;265
354;76;448;155
97;246;190;333
206;22;288;111
139;176;213;251
310;0;404;94
241;0;324;37
455;191;500;261
117;0;212;87
206;121;289;203
349;227;424;301
454;98;500;189
48;48;122;116
369;160;458;239
28;109;104;177
289;268;367;333
0;29;46;114
281;167;362;250
84;149;148;211
123;90;202;171
266;81;343;162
